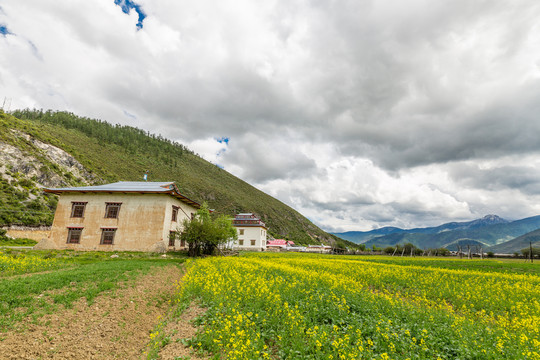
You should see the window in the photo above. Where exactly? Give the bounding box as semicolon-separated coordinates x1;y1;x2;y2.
105;203;121;219
180;238;185;247
250;239;256;246
67;227;82;244
100;228;116;245
239;229;244;235
169;231;176;247
71;202;87;218
239;239;244;246
172;206;179;222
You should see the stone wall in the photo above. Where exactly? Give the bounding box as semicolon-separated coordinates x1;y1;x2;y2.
4;226;51;241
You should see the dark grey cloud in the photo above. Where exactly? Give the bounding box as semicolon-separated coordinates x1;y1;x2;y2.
449;162;540;195
221;133;317;183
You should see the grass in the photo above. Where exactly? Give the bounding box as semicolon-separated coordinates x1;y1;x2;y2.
0;249;187;332
0;237;38;247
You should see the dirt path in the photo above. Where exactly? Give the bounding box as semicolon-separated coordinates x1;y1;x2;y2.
0;264;195;359
158;304;208;360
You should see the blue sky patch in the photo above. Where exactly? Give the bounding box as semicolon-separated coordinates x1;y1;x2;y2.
216;137;230;145
0;24;12;36
123;109;137;119
114;0;146;30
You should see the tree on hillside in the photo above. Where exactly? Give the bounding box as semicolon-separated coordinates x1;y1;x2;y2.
176;202;237;257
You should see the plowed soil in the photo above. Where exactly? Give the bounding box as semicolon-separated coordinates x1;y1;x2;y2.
0;264;203;359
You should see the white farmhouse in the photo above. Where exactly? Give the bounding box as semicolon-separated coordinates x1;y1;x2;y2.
232;213;267;251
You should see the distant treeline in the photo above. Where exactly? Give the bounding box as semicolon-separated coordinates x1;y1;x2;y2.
11;109;195;161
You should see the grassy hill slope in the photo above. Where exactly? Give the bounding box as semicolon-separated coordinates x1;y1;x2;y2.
1;109;350;247
490;228;540;254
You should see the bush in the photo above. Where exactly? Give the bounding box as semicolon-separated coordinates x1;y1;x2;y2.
177;203;237;257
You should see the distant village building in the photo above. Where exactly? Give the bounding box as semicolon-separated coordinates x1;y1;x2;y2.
232;213;267;251
266;239;296;251
39;182;200;252
305;244;333;253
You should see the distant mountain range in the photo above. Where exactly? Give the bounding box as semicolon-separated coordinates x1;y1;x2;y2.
333;215;540;253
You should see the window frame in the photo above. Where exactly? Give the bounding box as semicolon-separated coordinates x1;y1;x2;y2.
105;202;122;219
239;229;244;235
169;231;176;247
70;202;87;218
250;239;256;246
67;227;83;244
100;228;117;245
239;239;244;246
172;206;179;222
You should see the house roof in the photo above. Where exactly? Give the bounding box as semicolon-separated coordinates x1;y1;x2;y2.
267;239;295;246
44;181;201;208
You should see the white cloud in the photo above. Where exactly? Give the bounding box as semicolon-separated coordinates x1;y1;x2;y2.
185;137;228;166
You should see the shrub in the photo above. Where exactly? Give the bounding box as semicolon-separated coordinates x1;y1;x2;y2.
177;202;237;257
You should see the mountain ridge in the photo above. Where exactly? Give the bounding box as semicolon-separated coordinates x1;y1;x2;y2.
333;215;510;243
333;215;540;252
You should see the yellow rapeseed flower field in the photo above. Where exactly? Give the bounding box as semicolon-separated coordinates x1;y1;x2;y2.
172;253;540;359
0;251;61;276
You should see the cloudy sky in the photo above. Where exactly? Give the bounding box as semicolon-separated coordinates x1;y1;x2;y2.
2;0;540;232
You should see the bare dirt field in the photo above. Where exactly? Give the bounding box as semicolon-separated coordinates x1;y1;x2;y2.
0;264;203;359
158;304;208;360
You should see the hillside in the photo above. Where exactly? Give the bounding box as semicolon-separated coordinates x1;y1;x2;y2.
332;227;407;243
490;228;540;254
0;109;351;247
337;215;540;252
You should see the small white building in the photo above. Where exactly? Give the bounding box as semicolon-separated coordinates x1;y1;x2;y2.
232;213;267;251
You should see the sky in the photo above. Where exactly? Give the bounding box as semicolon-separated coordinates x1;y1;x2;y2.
2;0;540;232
